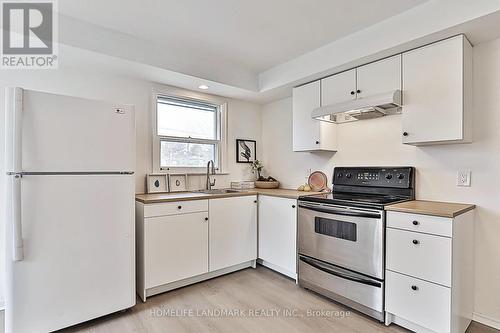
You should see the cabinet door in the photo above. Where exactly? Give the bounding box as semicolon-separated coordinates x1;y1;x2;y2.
402;35;471;145
293;81;337;152
258;196;297;277
293;81;321;151
209;196;257;271
321;69;356;105
144;212;208;288
356;55;401;98
386;270;451;333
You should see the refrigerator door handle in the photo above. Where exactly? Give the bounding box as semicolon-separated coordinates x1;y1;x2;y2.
12;173;24;261
6;87;24;261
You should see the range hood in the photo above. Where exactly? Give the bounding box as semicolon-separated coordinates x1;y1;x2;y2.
312;90;402;124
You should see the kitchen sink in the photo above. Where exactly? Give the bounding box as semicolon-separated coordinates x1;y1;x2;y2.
196;189;243;194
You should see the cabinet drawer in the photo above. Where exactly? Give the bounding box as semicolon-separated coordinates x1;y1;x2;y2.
143;200;208;217
386;270;450;333
387;228;451;286
387;211;452;237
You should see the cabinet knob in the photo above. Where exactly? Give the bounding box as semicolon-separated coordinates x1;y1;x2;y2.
292;205;296;208
356;89;361;94
411;285;418;291
403;132;409;137
177;205;182;209
204;217;208;221
254;200;257;203
412;239;420;245
412;220;419;226
350;91;355;95
315;141;320;144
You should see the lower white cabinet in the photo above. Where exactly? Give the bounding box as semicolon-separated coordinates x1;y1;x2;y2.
209;196;258;271
386;270;451;333
386;228;452;287
385;210;474;333
145;212;208;288
258;195;297;279
136;195;257;301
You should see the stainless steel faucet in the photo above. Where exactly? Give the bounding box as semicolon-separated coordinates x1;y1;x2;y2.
206;160;216;190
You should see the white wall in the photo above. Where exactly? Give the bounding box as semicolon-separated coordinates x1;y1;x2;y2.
0;66;261;310
262;37;500;325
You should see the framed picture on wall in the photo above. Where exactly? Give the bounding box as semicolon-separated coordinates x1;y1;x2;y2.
236;139;256;163
168;174;188;192
146;174;169;193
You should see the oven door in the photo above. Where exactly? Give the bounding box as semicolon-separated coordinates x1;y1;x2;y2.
298;201;384;279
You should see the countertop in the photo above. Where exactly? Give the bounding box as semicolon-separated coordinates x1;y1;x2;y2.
135;188;324;204
252;188;324;199
385;200;476;218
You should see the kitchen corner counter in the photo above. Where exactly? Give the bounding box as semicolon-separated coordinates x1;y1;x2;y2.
135;188;324;204
385;200;475;218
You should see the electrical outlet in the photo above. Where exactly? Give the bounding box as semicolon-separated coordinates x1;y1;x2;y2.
457;170;471;187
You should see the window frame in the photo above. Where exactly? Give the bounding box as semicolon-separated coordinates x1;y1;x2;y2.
152;88;228;175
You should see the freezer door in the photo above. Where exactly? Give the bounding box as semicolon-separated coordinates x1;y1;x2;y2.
5;175;135;333
20;89;135;172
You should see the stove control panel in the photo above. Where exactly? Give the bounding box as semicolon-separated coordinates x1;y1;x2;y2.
333;167;414;188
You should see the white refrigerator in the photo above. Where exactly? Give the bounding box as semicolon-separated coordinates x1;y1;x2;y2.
4;87;136;332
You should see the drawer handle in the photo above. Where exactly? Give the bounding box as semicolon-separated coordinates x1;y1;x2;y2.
412;239;420;245
177;205;182;210
412;220;419;225
411;285;419;291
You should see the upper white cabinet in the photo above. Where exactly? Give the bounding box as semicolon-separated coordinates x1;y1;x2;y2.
321;55;401;105
209;196;258;271
292;81;337;152
357;55;401;98
321;69;356;106
258;195;297;279
402;35;472;145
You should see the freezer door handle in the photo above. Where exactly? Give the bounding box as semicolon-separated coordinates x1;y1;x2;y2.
12;174;24;261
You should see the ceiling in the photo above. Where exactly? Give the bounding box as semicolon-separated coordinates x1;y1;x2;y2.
56;1;500;103
58;0;427;74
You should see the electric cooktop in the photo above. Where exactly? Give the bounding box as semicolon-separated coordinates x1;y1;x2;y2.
299;167;415;210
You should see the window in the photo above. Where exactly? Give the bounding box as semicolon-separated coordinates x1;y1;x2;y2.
155;95;224;171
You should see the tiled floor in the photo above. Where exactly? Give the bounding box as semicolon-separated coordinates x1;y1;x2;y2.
2;267;498;333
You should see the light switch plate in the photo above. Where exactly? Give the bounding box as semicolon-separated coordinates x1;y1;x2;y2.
457;170;471;187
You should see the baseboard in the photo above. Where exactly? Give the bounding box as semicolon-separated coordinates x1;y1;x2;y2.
257;259;297;280
145;260;255;299
473;312;500;330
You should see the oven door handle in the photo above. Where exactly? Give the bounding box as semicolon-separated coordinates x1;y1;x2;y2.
300;256;382;288
298;204;381;219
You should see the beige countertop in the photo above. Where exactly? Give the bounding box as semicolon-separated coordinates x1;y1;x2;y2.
135;188;324;204
252;188;324;199
386;200;476;218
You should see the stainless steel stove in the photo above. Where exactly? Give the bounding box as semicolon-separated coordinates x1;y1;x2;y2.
297;167;415;321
